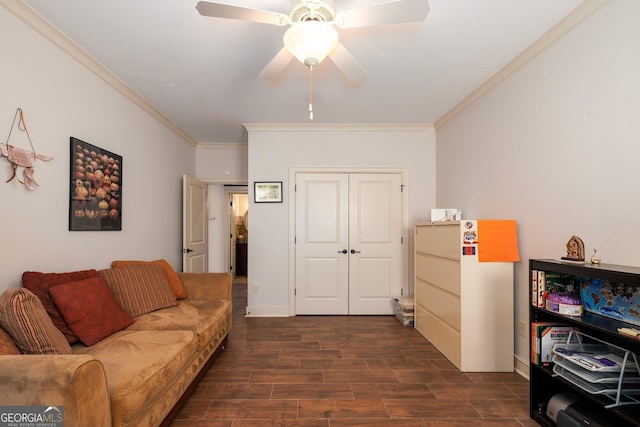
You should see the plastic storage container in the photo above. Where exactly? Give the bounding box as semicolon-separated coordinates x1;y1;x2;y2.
393;296;414;326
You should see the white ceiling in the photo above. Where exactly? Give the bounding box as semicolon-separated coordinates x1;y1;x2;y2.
22;0;584;144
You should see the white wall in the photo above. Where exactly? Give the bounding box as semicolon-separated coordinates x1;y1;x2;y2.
0;6;194;293
197;143;248;272
246;125;436;316
196;143;248;183
206;184;226;272
436;0;640;367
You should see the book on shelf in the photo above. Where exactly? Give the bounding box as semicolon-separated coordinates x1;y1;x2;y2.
532;270;578;307
618;327;640;340
531;322;577;366
531;269;538;307
536;271;547;307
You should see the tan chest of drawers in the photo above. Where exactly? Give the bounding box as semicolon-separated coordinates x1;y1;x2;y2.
414;221;514;372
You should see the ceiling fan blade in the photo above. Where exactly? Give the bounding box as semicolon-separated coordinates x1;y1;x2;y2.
260;47;294;81
328;43;367;84
196;1;290;26
335;0;429;29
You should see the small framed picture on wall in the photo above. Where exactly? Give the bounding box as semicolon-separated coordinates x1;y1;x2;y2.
254;181;282;203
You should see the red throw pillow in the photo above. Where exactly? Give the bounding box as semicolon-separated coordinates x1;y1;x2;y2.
49;276;134;346
22;269;98;344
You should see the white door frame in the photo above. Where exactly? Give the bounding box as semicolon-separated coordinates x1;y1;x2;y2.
288;166;409;316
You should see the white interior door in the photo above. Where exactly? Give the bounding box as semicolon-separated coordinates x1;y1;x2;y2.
295;174;349;314
183;175;208;272
348;174;402;314
295;173;401;315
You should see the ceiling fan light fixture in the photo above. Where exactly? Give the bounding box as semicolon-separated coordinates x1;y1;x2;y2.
292;0;336;22
283;21;339;67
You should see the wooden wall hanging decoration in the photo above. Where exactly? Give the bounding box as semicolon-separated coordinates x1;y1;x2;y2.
0;108;53;190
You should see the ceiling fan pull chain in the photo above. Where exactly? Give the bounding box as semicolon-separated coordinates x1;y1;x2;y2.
308;64;314;120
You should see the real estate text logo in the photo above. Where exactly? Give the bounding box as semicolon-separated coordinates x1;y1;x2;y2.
0;406;63;427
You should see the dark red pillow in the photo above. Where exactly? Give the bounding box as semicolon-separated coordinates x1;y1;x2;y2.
22;270;98;344
49;276;134;346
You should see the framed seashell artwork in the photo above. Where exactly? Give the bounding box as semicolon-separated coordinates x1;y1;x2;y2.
69;137;122;231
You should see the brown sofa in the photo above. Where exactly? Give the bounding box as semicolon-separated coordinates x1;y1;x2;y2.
0;268;232;427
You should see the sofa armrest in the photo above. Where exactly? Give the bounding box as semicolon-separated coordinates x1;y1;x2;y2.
0;355;111;427
178;272;232;300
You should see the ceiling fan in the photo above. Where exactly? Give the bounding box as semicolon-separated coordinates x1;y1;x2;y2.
196;0;430;84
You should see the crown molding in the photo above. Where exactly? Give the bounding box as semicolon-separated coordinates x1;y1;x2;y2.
434;0;609;130
5;0;604;143
1;0;199;148
243;123;435;133
197;142;248;150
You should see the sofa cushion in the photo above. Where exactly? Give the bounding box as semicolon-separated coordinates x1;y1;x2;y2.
0;288;72;354
0;327;20;355
21;269;98;344
99;264;178;317
112;259;188;299
49;276;134;346
72;329;198;426
178;272;232;300
127;299;232;349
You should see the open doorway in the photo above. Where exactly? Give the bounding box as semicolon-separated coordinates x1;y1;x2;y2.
228;192;248;281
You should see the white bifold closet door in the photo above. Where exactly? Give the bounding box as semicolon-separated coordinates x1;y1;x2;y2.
295;173;402;315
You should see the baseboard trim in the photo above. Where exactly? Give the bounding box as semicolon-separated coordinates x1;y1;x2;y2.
514;354;530;380
245;305;290;317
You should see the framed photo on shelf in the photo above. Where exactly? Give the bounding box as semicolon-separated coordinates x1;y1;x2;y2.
254;181;282;203
69;137;122;231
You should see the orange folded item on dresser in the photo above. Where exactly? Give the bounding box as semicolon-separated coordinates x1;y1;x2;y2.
477;219;520;262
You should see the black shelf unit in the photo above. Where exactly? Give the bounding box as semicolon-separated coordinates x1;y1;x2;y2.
529;259;640;427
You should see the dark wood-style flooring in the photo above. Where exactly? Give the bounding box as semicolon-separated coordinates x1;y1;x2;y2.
170;279;536;426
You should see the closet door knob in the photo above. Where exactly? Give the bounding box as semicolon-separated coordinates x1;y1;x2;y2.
350;249;361;254
338;249;348;254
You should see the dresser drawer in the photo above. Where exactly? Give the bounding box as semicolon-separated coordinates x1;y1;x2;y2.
415;308;461;369
414;278;428;308
420;281;461;331
415;253;460;296
415;224;460;260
